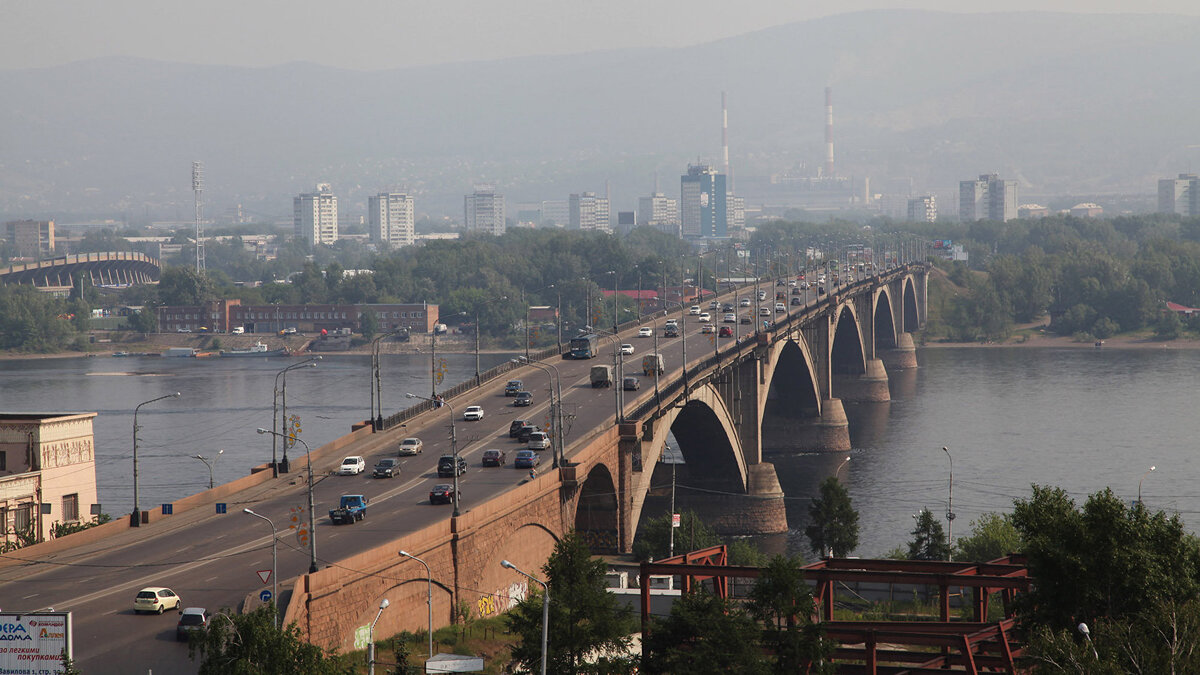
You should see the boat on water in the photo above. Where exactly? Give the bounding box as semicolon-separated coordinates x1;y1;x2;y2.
221;341;289;357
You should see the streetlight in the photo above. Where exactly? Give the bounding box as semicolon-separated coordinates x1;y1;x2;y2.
132;391;181;527
515;357;565;468
943;446;955;561
367;598;390;675
835;455;851;481
242;508;278;628
501;560;548;675
274;357;320;476
407;393;460;517
1078;622;1099;660
399;550;434;660
1138;465;1157;505
256;428;318;573
194;449;224;489
371;332;403;430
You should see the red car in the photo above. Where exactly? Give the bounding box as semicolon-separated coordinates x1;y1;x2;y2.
719;326;733;337
482;449;507;467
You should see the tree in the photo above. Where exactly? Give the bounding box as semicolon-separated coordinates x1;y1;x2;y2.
158;266;216;306
505;531;637;675
953;512;1022;563
747;556;835;673
805;476;860;558
127;307;159;333
632;510;721;562
907;508;950;561
641;588;767;675
360;309;378;340
188;605;353;674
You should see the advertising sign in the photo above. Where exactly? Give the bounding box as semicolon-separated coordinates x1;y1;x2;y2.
0;612;72;675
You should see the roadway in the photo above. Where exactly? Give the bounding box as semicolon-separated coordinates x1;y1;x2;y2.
0;269;853;674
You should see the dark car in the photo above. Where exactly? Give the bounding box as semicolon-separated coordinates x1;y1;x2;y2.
517;424;539;442
514;450;541;469
176;607;208;641
504;380;523;396
791;296;803;305
719;326;733;337
482;449;507;467
721;303;734;312
509;419;531;438
437;455;467;477
429;483;458;504
791;287;801;295
372;458;401;478
740;315;752;324
622;376;640;391
663;325;680;338
514;391;533;407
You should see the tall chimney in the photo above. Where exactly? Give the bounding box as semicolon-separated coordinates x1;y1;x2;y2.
722;91;730;179
824;86;835;178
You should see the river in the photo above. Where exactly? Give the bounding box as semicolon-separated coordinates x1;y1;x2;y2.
2;347;1197;557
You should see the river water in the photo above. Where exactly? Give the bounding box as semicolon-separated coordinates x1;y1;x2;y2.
3;347;1198;557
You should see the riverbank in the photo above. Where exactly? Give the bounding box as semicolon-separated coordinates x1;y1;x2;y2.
921;323;1200;350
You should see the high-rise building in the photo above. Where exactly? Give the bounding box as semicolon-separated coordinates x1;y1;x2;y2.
4;219;55;257
541;200;569;227
637;192;680;236
368;192;416;247
681;164;728;239
569;192;611;233
726;195;745;231
959;174;1017;222
907;195;938;223
464;185;505;236
294;183;338;246
1158;173;1200;217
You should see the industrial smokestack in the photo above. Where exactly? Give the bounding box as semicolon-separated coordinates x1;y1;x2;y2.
722;91;730;180
824;86;835;178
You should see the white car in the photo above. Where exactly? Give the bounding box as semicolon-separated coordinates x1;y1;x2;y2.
739;298;751;307
775;303;786;313
665;318;678;327
463;405;485;421
757;291;767;300
339;455;366;475
700;324;715;334
689;305;701;315
723;313;737;323
134;587;181;614
697;313;711;323
637;327;653;338
398;437;423;456
527;431;551;451
620;343;634;355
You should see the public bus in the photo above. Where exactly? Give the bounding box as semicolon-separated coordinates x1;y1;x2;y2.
568;333;601;359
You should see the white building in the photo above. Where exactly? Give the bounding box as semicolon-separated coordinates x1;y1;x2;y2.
959;174;1017;222
726;194;745;232
637;193;680;236
1158;174;1200;217
1;413;100;544
368;192;415;247
464;185;505;236
569;192;611;233
907;195;938;223
294;183;339;246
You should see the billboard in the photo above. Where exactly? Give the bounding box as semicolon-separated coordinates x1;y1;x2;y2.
0;612;72;675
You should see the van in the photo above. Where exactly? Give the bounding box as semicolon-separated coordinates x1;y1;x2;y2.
231;327;245;334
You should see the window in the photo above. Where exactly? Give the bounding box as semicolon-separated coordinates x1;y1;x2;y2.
62;494;79;522
0;451;6;471
12;504;32;533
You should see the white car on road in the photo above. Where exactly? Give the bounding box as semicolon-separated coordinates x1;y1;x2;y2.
398;437;423;455
697;313;711;323
689;305;701;315
463;405;485;421
620;343;634;355
637;327;653;338
339;456;366;475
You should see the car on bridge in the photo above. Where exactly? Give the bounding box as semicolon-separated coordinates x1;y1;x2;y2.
398;437;424;455
504;380;523;396
620;343;634;355
623;376;641;391
338;456;366;475
514;391;533;407
372;458;401;478
482;449;507;466
689;305;701;315
740;314;752;324
637;326;653;338
509;419;532;438
463;405;485;421
528;431;551;451
697;312;711;323
438;455;468;477
700;324;715;334
429;483;458;504
719;326;733;338
740;297;752;307
516;424;540;442
723;313;737;323
775;303;786;313
514;450;541;469
134;587;182;615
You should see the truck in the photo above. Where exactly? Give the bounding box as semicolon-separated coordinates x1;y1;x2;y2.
568;333;601;359
642;353;665;376
590;365;613;388
328;494;368;524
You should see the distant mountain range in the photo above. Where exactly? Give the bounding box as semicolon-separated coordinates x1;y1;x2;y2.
3;10;1199;223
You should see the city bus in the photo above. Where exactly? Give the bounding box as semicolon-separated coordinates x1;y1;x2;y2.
568;333;601;359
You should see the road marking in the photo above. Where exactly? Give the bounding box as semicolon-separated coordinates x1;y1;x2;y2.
22;593;38;599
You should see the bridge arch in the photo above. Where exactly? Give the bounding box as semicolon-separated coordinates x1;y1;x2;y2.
902;276;920;333
830;302;867;376
574;463;620;553
873;287;899;350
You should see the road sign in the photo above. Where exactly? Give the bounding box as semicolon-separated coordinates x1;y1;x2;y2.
353;624;371;650
215;502;227;514
161;503;173;515
257;569;272;584
672;513;681;528
260;589;273;603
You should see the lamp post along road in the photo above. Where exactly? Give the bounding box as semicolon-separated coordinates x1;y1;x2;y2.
274;358;319;475
194;449;223;489
242;508;278;628
257;428;318;573
132;392;181;526
407;393;460;516
371;333;402;429
943;446;955;560
1139;465;1157;505
399;550;434;659
502;560;548;675
367;598;390;675
517;357;565;468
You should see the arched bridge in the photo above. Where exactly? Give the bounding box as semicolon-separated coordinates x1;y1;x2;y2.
0;251;161;289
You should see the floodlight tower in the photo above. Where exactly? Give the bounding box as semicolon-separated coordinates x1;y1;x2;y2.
192;160;206;274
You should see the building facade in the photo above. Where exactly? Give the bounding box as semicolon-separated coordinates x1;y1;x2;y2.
959;174;1017;222
681;164;728;239
157;300;439;335
906;195;938;223
1158;174;1200;217
637;193;680;236
368;192;416;247
568;192;611;233
0;413;99;545
5;220;56;258
464;185;505;236
294;183;339;246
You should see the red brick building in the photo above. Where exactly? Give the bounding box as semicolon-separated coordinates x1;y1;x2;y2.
157;300;439;335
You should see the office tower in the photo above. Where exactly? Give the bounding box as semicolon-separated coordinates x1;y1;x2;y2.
907;195;938;223
541;200;569;227
368;192;416;247
294;183;338;246
637;193;680;236
569;192;611;233
726;195;745;231
4;220;55;257
959;174;1017;222
1158;174;1200;217
464;185;505;236
680;164;728;239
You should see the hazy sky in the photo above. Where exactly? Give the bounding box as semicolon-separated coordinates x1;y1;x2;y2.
3;0;1198;70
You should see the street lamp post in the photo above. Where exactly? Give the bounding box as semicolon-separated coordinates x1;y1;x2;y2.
274;358;320;475
367;598;390;675
1138;465;1157;505
501;560;548;675
398;550;434;660
516;357;565;468
371;332;402;430
194;449;224;489
835;455;851;481
943;446;955;561
132;392;181;527
242;508;278;628
407;393;460;516
257;428;318;573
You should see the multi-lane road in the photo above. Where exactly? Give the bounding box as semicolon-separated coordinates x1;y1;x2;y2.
0;274;843;674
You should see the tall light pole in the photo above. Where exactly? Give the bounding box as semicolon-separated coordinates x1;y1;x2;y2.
367;598;390;675
371;332;401;430
943;446;955;561
242;508;278;628
1138;465;1157;505
516;357;565;468
399;550;434;660
132;391;181;526
194;449;223;489
275;357;320;475
407;393;460;516
502;560;548;675
835;455;851;482
257;428;317;573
